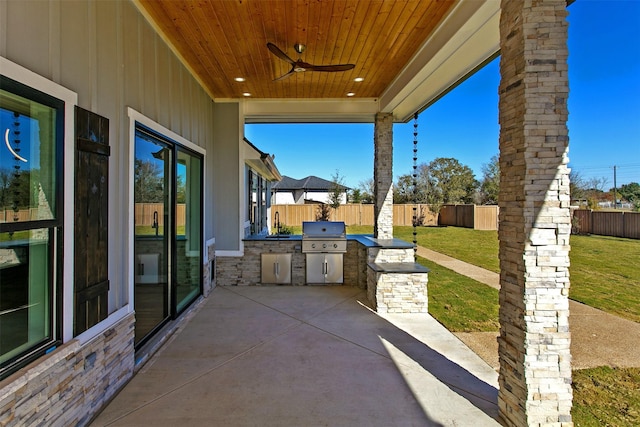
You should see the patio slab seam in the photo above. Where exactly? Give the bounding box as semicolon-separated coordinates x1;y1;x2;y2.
226;287;501;411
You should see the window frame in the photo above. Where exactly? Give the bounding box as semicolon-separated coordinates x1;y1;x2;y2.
0;57;77;379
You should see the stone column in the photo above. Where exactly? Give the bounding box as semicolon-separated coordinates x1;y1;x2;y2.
497;1;572;426
374;112;394;239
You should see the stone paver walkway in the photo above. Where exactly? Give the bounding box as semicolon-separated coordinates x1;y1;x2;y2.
416;246;640;370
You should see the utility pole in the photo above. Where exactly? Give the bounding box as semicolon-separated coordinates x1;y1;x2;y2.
613;165;617;209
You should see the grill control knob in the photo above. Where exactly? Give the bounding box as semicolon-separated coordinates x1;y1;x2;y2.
311;243;316;249
322;243;327;249
333;243;338;249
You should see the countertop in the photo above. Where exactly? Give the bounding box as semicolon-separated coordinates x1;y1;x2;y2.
244;234;415;249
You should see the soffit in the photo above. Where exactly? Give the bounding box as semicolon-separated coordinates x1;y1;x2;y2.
134;0;500;123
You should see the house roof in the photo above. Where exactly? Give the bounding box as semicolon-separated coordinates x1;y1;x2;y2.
244;138;283;182
272;175;350;192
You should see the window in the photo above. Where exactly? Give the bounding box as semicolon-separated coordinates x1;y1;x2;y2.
0;76;63;379
247;167;268;235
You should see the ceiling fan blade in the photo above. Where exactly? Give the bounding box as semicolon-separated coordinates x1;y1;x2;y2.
267;42;295;65
273;68;295;81
305;64;356;72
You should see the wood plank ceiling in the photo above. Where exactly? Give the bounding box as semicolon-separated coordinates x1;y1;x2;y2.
137;0;456;100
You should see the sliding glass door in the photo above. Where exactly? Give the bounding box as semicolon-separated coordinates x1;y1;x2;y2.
175;149;202;313
133;126;202;347
134;130;172;345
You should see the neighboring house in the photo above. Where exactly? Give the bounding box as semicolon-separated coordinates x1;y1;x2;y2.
272;175;349;205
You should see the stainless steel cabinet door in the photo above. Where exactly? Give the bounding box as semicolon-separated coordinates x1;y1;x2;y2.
261;253;292;284
306;254;343;284
324;253;343;283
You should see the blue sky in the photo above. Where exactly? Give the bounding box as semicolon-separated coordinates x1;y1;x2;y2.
245;0;640;190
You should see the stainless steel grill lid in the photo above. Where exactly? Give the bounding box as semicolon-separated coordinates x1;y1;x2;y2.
301;221;347;253
302;221;346;237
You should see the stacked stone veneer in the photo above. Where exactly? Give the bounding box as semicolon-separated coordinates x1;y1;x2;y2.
215;239;366;288
216;240;304;285
344;240;368;289
0;314;135;426
367;266;428;314
366;245;428;313
215;240;370;286
373;113;394;240
203;240;215;296
498;1;572;426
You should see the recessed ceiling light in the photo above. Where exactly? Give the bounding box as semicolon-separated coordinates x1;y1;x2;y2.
354;77;364;82
243;92;252;97
235;77;246;82
346;92;355;97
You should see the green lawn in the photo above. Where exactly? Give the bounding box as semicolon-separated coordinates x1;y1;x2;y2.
417;257;499;332
394;226;501;273
393;226;640;323
569;235;640;323
572;367;640;426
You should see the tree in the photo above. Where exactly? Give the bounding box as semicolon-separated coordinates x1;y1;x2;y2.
0;168;38;211
393;173;415;204
478;155;499;205
617;182;640;203
134;159;165;203
328;170;346;210
569;170;586;202
570;171;608;208
357;178;374;204
425;157;478;205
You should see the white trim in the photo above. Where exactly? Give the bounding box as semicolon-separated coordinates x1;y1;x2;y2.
128;108;206;156
0;56;78;343
215;250;244;257
76;306;130;345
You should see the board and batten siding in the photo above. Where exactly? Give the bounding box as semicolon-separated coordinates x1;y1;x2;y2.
0;1;234;424
1;0;218;312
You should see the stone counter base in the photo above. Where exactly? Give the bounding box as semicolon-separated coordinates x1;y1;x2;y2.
367;262;429;314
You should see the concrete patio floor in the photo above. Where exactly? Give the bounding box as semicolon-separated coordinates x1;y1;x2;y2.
92;286;502;426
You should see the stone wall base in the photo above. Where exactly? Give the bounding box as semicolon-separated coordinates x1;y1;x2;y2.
0;313;135;427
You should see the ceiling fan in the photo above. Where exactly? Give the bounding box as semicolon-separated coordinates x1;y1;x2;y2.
267;42;355;81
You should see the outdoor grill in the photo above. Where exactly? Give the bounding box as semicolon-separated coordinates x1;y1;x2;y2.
301;221;347;253
301;221;346;284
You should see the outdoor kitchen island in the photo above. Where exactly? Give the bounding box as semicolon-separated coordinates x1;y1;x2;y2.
216;227;429;313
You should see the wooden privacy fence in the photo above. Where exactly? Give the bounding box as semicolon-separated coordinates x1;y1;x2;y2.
270;203;498;230
135;203;187;226
572;209;640;239
438;204;499;230
0;208;40;222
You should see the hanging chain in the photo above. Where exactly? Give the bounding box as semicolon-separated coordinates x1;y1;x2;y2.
412;112;418;262
12;112;21;223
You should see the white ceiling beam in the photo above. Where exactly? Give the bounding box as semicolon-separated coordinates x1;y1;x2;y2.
240;98;380;123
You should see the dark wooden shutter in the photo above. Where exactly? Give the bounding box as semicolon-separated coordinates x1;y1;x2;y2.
74;107;110;335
